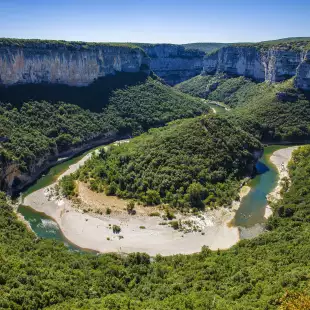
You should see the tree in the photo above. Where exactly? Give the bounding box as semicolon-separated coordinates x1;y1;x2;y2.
145;189;160;205
126;200;135;214
186;182;206;209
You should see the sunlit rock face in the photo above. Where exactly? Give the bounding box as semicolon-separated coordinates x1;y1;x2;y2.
203;45;310;90
295;51;310;90
140;44;204;85
0;42;150;86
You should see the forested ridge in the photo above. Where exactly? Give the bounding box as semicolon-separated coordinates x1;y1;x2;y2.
0;77;208;192
1;146;310;309
74;115;262;209
175;75;310;142
1;44;310;310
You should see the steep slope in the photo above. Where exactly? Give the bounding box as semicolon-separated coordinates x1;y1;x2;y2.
0;38;150;86
0;78;208;194
138;44;204;85
203;38;310;90
75;114;262;209
175;74;310;142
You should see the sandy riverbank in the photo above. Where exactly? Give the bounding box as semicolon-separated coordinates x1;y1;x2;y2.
265;146;299;219
23;150;250;256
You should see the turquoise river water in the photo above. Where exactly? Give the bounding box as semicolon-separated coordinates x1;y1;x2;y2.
17;103;289;251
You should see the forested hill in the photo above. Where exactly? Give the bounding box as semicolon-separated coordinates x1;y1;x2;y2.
75;115;262;209
2;147;310;309
182;42;227;53
175;75;310;142
0;77;209;194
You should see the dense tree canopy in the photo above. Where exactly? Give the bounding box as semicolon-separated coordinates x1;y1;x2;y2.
75;115;262;209
1;146;310;309
0;77;209;192
175;75;310;142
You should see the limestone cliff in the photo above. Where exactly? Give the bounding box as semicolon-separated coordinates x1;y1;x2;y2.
203;45;310;90
0;39;150;86
139;44;204;85
295;51;310;90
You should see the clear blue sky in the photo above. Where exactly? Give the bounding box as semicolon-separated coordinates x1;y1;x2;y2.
1;0;309;44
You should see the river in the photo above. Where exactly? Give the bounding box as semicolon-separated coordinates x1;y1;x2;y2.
17;103;288;251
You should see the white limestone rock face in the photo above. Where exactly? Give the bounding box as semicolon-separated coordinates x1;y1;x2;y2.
203;46;310;90
262;49;302;82
0;43;150;86
207;47;265;81
141;44;204;85
295;51;310;90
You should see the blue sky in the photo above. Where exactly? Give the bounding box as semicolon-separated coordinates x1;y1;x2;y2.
0;0;309;43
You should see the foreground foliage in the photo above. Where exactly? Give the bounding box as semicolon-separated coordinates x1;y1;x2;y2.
75;115;261;209
1;146;310;309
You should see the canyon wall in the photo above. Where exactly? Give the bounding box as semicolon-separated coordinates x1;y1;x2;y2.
140;44;204;85
203;46;310;90
0;40;150;86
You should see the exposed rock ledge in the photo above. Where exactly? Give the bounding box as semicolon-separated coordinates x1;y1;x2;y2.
0;40;150;86
3;132;119;196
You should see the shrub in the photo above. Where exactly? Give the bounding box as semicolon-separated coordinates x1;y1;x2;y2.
112;225;121;234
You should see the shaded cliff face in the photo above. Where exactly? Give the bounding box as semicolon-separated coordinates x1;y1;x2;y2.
0;42;150;86
203;46;310;90
140;44;204;85
295;51;310;90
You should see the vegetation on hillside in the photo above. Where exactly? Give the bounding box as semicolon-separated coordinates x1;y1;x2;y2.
232;37;310;51
175;74;310;142
229;79;310;142
1;146;310;309
0;37;142;50
0;78;209;192
182;42;227;53
174;74;252;104
0;72;150;112
74;115;261;209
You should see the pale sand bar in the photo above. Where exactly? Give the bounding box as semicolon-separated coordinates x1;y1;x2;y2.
265;146;299;219
23;151;250;256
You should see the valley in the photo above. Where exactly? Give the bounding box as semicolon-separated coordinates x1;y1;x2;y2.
1;36;310;309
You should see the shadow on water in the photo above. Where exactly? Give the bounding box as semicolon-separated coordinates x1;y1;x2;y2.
255;161;269;174
19;142;291;250
231;145;290;232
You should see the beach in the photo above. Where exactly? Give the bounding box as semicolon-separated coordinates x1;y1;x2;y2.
265;146;299;219
23;150;250;256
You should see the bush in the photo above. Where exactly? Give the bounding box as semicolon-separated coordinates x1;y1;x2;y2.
126;200;135;214
59;175;76;198
169;220;179;230
112;225;121;234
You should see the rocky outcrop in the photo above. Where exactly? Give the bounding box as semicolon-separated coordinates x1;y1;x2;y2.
140;44;204;85
203;46;310;90
2;131;118;196
0;40;150;86
295;51;310;90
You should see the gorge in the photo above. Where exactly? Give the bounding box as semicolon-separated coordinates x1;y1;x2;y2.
2;36;310;310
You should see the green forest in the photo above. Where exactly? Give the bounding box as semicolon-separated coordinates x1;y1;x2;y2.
0;77;208;192
2;146;310;309
1;46;310;309
75;115;262;209
175;75;310;142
